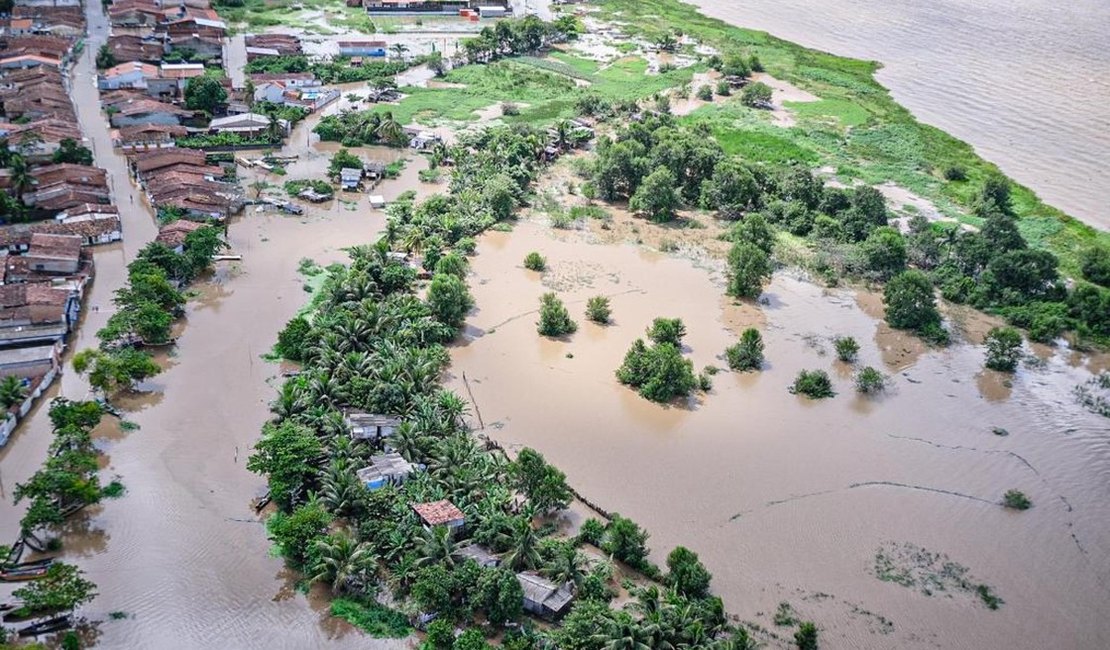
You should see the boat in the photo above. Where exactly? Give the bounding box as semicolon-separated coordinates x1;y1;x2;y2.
17;615;72;637
0;566;50;582
6;557;55;570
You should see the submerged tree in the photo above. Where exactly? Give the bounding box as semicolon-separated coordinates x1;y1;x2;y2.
726;328;764;371
984;326;1023;372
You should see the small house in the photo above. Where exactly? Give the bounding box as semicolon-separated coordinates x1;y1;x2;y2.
477;5;507;18
208;112;289;137
154;219;205;253
517;573;574;620
346;411;401;441
339;167;363;191
23;232;81;274
0;342;61;379
408;130;441;150
368;195;386;209
356;452;417;489
364;160;386;179
413;499;465;531
453;543;500;568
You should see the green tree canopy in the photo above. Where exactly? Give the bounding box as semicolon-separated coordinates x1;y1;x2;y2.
184;75;229;113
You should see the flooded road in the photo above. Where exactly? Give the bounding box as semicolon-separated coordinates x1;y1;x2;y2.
448;216;1110;649
0;2;430;645
687;0;1110;229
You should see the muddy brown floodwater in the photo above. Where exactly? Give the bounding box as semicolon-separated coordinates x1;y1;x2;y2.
0;2;436;644
447;218;1110;650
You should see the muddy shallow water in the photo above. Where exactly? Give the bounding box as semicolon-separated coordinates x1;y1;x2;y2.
447;219;1110;649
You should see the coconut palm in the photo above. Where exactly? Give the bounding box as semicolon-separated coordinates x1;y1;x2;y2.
389;43;409;61
320;461;362;518
540;544;586;588
497;516;541;571
595;621;651;650
312;530;376;594
413;524;458;568
376;112;407;148
9;154;33;199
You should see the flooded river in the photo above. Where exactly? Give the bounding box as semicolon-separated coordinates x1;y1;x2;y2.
448;212;1110;649
686;0;1110;229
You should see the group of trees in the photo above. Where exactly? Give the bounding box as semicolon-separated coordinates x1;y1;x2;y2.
74;226;226;396
460;15;579;64
13;399;105;544
315;109;408;148
256;122;753;647
183;75;228;115
617;317;699;402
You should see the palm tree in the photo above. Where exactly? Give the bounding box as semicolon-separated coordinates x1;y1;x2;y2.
595;621;651;650
376;111;407;148
312;530;376;595
0;376;25;409
389;43;410;61
497;516;541;571
553;119;572;151
265;109;284;144
540;544;585;588
320;462;362;518
413;524;458;568
9;154;33;199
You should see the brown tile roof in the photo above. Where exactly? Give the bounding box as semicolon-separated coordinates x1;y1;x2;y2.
34;215;121;240
413;500;465;526
155;219;204;247
101;60;159;79
105;34;165;64
133;148;208;174
115;123;187;143
31;164;107;189
115;98;192;118
28;232;81;261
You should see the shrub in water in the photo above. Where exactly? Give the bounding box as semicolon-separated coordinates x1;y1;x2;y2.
538;293;577;337
790;370;835;399
725;328;764;371
834;336;859;363
855;366;886;394
1002;489;1031;510
984;326;1023;372
523;251;546;271
585;296;611;324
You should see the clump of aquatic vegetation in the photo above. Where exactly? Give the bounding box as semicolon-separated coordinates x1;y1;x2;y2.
872;542;1003;609
523;251;547;271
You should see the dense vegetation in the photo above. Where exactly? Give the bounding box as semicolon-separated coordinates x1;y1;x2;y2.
254;124;754;647
617;318;699;402
73;226;226;396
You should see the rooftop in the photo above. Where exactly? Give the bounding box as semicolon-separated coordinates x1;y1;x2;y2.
28;232;82;261
413;499;465;526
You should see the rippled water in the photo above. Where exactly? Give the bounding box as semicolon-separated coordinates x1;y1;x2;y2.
686;0;1110;229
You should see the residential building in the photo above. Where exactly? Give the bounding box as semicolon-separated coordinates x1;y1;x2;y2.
208;112;289;137
154;219;203;252
0;282;78;347
0;342;61;379
22;232;81;274
412;499;465;530
517;573;574;620
346;411;401;441
356;452;418;489
453;543;500;568
109;98;192;127
337;40;387;58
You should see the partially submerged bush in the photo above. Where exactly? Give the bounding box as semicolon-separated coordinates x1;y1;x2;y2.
855;366;886;394
585;296;611;324
646;317;686;346
834;336;859;363
523;251;547;271
1002;489;1031;510
617;339;696;402
790;370;835;399
538;293;576;337
725;328;764;371
984;326;1023;372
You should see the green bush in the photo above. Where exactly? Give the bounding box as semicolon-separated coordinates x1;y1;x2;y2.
834;336;859;363
646;317;686;346
585;296;612;324
330;598;410;638
725;328;764;371
696;84;714;101
984;326;1023;372
790;370;835;399
524;251;547;271
538;293;577;337
1002;489;1031;510
616;339;697;402
795;622;818;650
855;366;886;394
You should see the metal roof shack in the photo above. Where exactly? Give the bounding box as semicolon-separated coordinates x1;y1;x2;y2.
356;451;417;489
412;499;465;528
517;572;574;620
345;411;401;440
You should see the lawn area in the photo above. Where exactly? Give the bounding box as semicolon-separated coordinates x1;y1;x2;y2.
592;0;1109;273
393;56;699;126
216;0;373;34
